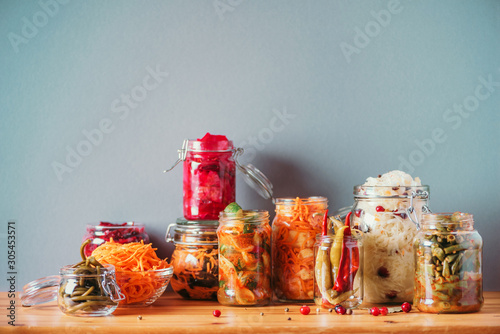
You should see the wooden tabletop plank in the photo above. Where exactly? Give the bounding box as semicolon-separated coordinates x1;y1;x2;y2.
3;291;500;333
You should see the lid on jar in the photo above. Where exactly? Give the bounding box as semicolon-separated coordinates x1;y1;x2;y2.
421;212;474;230
166;217;219;245
353;185;430;198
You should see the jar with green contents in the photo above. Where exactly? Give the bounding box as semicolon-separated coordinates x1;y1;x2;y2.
413;212;483;313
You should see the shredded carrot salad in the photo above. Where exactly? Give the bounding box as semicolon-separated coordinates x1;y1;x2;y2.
272;197;327;301
92;240;171;305
170;244;218;300
217;218;272;305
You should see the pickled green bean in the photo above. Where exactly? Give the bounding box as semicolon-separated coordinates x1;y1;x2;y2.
444;244;467;254
80;286;94;297
432;246;445;262
451;253;464;275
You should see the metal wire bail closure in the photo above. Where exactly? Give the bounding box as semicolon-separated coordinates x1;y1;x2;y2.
163;139;189;173
406;190;432;229
102;273;125;303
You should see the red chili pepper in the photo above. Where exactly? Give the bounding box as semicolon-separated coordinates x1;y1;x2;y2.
333;212;359;292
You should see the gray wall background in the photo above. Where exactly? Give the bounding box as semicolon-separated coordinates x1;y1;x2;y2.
1;0;499;291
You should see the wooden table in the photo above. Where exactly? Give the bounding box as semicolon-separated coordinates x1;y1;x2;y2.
3;291;500;333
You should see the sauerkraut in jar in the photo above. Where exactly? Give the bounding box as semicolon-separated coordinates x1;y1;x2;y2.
351;171;429;304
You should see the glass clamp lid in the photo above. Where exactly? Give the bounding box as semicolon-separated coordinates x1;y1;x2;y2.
166;217;219;245
234;148;273;200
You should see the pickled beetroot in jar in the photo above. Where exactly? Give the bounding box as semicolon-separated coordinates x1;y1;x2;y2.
83;222;150;257
183;133;236;220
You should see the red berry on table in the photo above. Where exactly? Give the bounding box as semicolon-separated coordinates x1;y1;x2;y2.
213;310;221;317
401;302;412;313
335;305;347;315
380;307;389;316
376;206;385;212
370;307;380;316
300;305;310;315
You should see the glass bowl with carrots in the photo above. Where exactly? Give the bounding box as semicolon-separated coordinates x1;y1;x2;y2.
91;239;173;307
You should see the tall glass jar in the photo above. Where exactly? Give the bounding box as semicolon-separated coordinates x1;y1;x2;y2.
350;186;429;304
166;218;219;300
183;134;236;220
217;210;272;306
414;212;483;313
272;197;328;302
314;227;363;309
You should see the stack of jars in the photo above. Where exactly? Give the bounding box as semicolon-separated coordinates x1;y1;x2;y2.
166;133;236;300
165;133;274;305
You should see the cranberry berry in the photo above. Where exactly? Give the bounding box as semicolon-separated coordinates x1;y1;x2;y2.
401;302;412;313
300;305;310;315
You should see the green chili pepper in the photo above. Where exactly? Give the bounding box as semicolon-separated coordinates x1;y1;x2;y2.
329;226;348;279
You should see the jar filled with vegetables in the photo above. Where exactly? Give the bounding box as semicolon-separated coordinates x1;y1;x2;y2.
314;212;363;309
272;196;328;302
414;212;483;313
217;203;272;306
21;241;124;316
350;171;430;304
166;218;219;300
83;222;150;257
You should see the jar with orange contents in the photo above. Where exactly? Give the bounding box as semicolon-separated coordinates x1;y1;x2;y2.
272;197;328;302
166;218;219;300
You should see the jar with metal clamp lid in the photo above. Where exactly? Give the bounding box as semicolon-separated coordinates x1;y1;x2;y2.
21;264;124;317
166;218;219;300
350;184;430;304
164;133;273;221
413;212;483;313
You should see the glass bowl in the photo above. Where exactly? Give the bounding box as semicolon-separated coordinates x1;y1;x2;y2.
115;267;173;307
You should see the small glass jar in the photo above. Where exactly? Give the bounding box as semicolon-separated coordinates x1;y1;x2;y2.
351;186;430;304
21;264;124;317
217;210;272;306
314;228;363;309
83;222;149;257
183;135;236;220
272;197;328;302
166;218;219;300
413;212;483;313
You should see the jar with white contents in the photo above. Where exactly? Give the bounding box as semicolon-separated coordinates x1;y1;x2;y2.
350;171;430;304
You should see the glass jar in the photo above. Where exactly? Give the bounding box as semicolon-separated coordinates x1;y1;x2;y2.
182;134;236;220
414;212;483;313
314;226;363;309
351;186;430;304
217;210;272;306
82;222;149;257
21;264;124;317
272;197;328;302
166;218;219;300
